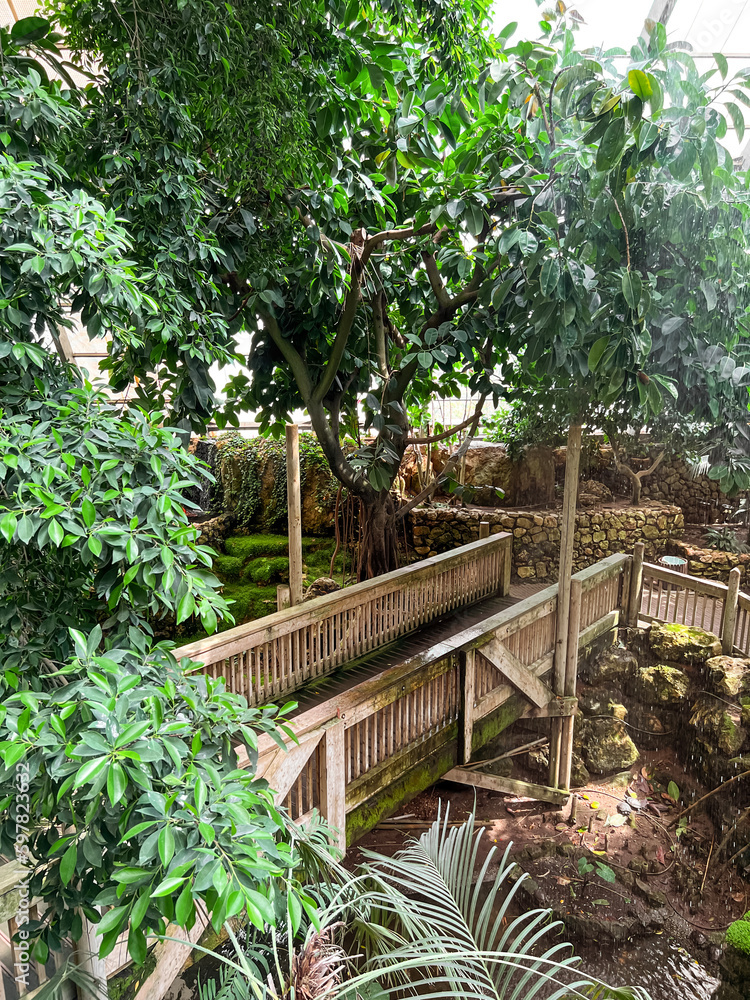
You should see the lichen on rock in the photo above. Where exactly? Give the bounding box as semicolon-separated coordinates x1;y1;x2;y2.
579;718;639;774
649;622;721;664
581;645;638;687
707;655;750;699
690;696;747;756
636;664;690;705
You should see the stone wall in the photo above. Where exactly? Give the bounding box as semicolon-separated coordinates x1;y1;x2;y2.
555;444;734;523
666;540;750;583
410;502;684;582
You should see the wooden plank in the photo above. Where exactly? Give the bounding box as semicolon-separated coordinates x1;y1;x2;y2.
474;653;553;718
442;767;569;806
136;910;209;1000
462;649;476;764
478;639;555;708
722;567;742;654
321;719;346;853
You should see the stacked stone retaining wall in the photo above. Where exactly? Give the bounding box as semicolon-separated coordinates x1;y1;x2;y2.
410;502;684;582
666;539;750;583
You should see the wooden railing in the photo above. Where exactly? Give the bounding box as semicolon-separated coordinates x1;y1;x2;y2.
176;533;512;706
633;542;746;655
251;552;631;851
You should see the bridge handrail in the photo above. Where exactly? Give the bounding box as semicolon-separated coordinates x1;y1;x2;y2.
175;532;512;707
639;558;749;655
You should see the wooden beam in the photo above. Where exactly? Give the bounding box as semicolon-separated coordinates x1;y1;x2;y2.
551;422;582;789
462;648;476;764
559;577;582;790
523;696;577;720
260;725;326;802
442;767;570;806
722;567;742;655
320;719;346;853
286;424;304;606
479;639;555;709
627;542;645;627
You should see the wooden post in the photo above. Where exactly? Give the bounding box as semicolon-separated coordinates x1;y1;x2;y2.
276;584;291;612
559;577;582;790
549;422;582;789
500;534;512;596
479;520;490;539
286;424;304;606
320;719;347;854
74;916;108;1000
722;567;742;654
627;541;645;628
462;649;476;764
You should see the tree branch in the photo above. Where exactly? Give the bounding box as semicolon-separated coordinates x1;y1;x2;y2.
258;308;313;402
407;411;483;444
421;251;451;307
360;222;437;266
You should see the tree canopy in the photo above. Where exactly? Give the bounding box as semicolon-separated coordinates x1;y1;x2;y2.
45;1;750;570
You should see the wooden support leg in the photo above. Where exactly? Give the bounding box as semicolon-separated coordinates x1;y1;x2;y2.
722;567;741;654
627;542;645;627
550;422;582;788
462;649;476;764
286;424;303;606
321;719;347;854
559;577;582;790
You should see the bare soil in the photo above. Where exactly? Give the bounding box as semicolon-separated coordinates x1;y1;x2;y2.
349;744;748;938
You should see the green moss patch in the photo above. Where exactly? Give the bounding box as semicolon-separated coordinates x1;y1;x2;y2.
180;534;350;644
224;534;289;559
726;911;750;954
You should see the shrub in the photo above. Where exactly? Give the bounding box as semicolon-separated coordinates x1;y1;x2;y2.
704;526;750;554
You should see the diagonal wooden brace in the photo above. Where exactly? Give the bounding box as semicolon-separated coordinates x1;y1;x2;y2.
479;638;557;708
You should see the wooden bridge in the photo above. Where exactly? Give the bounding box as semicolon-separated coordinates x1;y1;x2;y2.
3;536;750;999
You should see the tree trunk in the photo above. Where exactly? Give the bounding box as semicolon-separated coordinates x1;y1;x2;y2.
357;491;400;580
631;475;642;505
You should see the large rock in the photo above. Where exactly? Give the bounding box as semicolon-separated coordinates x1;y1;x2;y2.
636;665;690;706
527;747;589;787
581;645;638;687
580;718;640;774
690;696;747;756
303;577;341;602
649;623;721;664
707;656;750;698
430;443;555;507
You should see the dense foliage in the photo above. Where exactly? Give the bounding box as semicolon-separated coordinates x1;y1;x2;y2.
0;18;331;971
40;1;750;572
0;638;313;963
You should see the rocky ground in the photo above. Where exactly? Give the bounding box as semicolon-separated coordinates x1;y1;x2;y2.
351;621;750;999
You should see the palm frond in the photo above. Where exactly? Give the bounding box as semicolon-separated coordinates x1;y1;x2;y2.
345;804;652;1000
32;959;106;1000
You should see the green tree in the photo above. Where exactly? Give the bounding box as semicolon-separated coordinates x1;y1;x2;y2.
487;15;750;503
0;21;328;969
46;3;750;573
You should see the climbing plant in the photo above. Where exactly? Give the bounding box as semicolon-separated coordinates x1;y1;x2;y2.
214;432;342;532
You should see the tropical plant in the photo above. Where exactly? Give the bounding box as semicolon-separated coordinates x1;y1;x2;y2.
0;631;327;964
191;810;650;999
704;526;750;555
